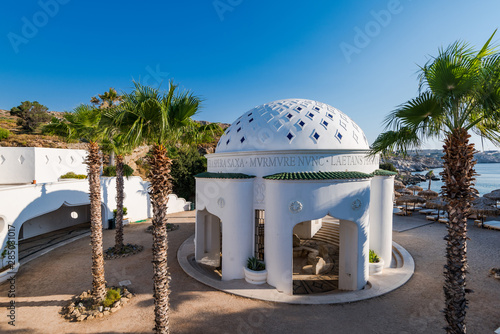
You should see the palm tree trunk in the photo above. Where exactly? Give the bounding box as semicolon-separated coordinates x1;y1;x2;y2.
440;128;477;334
148;144;172;334
87;141;106;303
115;154;124;251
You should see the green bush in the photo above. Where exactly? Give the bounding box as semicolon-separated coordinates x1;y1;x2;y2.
379;162;397;173
102;288;121;308
10;101;51;132
60;172;87;179
369;250;380;263
169;146;207;201
113;207;128;218
0;127;10;140
247;256;265;271
102;164;134;177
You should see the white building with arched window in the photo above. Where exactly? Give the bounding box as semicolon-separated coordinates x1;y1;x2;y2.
193;99;398;295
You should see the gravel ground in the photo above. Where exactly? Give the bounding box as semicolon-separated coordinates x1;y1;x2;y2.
0;211;499;334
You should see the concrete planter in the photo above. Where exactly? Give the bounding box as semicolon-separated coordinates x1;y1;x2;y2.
369;258;385;276
244;267;267;284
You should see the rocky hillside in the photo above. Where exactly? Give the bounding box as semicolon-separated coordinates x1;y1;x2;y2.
0;109;86;149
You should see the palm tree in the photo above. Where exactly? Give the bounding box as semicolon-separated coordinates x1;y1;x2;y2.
113;82;201;334
426;170;435;190
371;32;500;333
101;134;133;251
92;88;123;166
44;105;108;303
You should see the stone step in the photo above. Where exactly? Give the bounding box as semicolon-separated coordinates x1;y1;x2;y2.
391;245;404;268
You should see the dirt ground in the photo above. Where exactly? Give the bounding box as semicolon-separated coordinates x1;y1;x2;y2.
0;211;499;334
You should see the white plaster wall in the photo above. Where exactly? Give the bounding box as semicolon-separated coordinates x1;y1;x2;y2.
21;204;90;239
0;147;87;185
0;147;35;184
166;194;191;214
293;219;322;239
264;178;371;294
369;175;395;267
0;176;152;267
195;178;254;281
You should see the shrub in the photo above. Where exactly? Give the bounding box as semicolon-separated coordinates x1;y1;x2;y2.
10;101;51;132
0;127;10;140
247;256;265;271
60;172;87;179
113;207;128;218
379;162;397;172
169;146;207;201
369;250;380;263
102;164;134;177
102;288;121;308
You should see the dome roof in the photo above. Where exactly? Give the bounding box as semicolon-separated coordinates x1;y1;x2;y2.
216;99;369;153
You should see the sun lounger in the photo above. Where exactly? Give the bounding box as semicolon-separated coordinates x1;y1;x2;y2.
426;215;438;221
483;220;500;231
438;218;449;224
419;209;434;215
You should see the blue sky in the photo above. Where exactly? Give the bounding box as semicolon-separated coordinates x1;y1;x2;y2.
1;0;499;149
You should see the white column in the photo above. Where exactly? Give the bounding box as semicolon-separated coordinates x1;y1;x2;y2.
369;175;395;268
221;179;254;281
264;180;294;294
338;218;368;290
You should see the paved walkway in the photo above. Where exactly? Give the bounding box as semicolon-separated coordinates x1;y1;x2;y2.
0;211;499;333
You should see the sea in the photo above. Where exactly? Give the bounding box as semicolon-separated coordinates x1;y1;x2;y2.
411;163;500;196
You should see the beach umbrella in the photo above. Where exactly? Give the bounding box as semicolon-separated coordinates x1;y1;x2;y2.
394;191;403;198
397;188;412;195
396;195;426;213
407;184;423;195
394;180;405;190
484;190;500;207
426;197;449;220
418;189;439;199
471;197;499;227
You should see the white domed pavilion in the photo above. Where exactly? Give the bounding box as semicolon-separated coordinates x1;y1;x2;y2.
193;99;397;295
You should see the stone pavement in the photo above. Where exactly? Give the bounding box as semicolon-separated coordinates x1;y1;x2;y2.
0;211;499;333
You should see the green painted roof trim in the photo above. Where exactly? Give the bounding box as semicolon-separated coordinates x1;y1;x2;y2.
263;171;373;180
372;169;398;176
195;172;256;179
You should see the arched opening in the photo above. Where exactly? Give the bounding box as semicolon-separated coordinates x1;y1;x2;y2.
292;214;353;295
17;203;93;261
195;209;222;280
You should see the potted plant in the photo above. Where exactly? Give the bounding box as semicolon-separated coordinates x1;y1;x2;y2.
112;207;129;227
244;256;267;284
369;249;384;275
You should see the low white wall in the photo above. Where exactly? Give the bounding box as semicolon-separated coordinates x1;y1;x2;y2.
167;194;191;214
0;147;87;184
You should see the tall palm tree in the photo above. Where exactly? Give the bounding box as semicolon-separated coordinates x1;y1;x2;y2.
100;133;133;251
44;105;108;302
114;82;201;334
371;32;500;334
92;88;123;166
